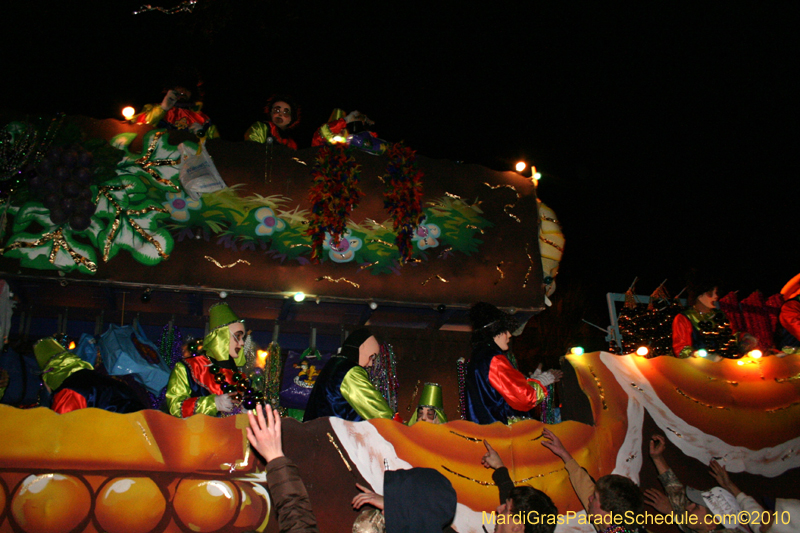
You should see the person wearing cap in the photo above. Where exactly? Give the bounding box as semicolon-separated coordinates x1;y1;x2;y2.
165;302;248;418
775;273;800;356
303;328;393;422
33;337;145;414
408;382;447;425
351;467;458;533
465;302;562;425
245;95;300;149
649;434;747;533
542;427;645;533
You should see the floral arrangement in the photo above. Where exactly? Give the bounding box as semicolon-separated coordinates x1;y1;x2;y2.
306;144;363;262
383;143;423;261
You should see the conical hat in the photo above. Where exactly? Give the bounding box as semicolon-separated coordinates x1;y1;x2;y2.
208;302;242;331
33;337;67;369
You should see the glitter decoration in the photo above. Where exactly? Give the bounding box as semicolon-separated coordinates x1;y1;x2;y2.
204;256;251;268
494;261;506;285
405;380;421;413
367;238;394;247
132;131;181;190
587;365;608;410
96;184;170;262
133;0;197;15
0;227;97;273
368;343;399;412
540;383;560;424
665;427;683;438
775;374;800;383
327;432;353;472
483;182;521;223
292;158;308;166
448;431;482;443
315;276;360;288
420;274;449;286
440;465;494;486
766;401;800;414
383;143;424;261
357;261;379;272
457;357;467;419
523;243;535;289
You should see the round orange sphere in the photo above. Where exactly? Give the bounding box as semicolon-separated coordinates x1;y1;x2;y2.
173;478;239;532
95;477;166;533
11;473;91;533
233;482;269;530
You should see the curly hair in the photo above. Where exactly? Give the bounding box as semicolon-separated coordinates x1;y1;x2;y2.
264;94;301;129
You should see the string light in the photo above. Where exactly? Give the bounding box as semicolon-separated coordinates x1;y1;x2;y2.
570;346;584;356
293;292;306;302
695;349;708;358
748;349;763;359
636;346;649;356
121;107;135;120
515;161;527;172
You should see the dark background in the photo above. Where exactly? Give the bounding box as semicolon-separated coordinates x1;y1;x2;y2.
3;1;798;353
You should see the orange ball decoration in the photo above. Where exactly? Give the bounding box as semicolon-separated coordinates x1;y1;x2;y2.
95;477;166;533
173;478;239;532
11;473;91;533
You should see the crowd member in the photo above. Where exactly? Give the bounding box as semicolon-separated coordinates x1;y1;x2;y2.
408;382;447;425
311;108;388;155
672;277;741;360
33;337;145;414
165;303;247;417
775;273;800;355
246;402;319;533
649;434;745;533
245;95;300;149
541;428;645;532
303;328;393;422
482;440;559;533
464;302;562;424
351;467;458;532
134;84;219;138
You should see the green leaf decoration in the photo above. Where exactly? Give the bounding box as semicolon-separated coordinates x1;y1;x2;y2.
91;176;173;265
113;130;182;191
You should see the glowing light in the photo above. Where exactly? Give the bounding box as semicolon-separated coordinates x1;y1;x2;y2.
533;172;542;180
121;106;135;120
737;360;745;366
332;135;346;144
635;346;649;356
570;346;584;356
68;341;76;350
515;161;527;172
369;301;378;310
257;350;268;362
748;349;763;359
695;349;708;358
293;292;306;302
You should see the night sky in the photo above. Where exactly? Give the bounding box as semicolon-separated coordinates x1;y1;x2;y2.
4;2;798;347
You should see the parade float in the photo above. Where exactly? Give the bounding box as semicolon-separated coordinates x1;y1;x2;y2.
0;115;798;533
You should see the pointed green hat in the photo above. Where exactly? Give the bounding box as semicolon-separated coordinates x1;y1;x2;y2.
208;302;243;331
418;382;444;410
33;337;68;369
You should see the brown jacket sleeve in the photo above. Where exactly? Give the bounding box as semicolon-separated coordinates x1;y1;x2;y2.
267;456;320;533
564;458;596;512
